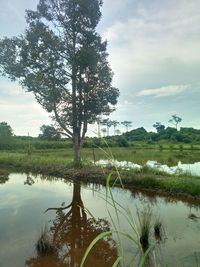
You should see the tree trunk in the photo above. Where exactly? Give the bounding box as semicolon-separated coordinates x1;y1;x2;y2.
73;134;81;162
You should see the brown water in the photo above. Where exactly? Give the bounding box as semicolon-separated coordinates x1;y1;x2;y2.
0;170;200;267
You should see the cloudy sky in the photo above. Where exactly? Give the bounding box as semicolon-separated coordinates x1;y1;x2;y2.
0;0;200;136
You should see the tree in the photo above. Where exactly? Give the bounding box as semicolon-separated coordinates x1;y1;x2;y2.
0;0;119;162
101;128;107;137
169;114;182;130
102;118;113;136
121;121;132;132
153;122;165;133
39;124;61;140
96;116;102;137
112;120;119;135
0;122;13;138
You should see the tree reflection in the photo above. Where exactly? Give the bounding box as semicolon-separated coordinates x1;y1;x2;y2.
0;169;10;184
24;175;35;186
26;183;117;267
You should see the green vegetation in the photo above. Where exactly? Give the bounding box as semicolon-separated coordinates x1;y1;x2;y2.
39;125;61;141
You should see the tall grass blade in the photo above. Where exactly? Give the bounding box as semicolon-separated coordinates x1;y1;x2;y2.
106;171;114;201
112;256;123;267
80;231;112;267
138;243;156;267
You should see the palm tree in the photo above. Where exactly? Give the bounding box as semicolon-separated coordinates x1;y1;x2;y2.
101;128;107;137
96;116;102;137
112;120;120;135
121;121;132;132
102;119;113;136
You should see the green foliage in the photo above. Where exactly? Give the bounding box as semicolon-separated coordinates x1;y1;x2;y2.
115;136;129;147
0;122;13;138
39;125;61;141
0;122;14;149
0;0;119;162
169;114;182;130
153;122;165;133
121;120;132;132
123;127;148;141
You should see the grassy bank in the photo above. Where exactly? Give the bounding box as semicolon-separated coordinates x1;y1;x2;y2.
0;148;200;199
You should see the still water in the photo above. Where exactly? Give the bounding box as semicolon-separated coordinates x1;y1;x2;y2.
96;159;200;176
0;170;200;266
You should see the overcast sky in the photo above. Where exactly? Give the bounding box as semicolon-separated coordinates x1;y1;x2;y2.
0;0;200;136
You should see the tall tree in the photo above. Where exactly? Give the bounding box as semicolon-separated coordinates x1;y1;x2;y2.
39;124;61;140
112;120;119;135
101;128;107;137
102;118;113;136
96;116;102;137
169;114;182;130
0;0;119;162
121;121;132;132
153;122;165;133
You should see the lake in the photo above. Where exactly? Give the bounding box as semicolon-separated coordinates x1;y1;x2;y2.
0;170;200;266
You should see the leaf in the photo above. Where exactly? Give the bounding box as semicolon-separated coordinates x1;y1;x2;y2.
112;256;123;267
80;231;112;267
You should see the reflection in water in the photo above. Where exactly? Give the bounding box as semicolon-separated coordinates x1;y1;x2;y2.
24;176;35;186
26;183;117;267
96;158;200;176
0;172;200;267
0;169;10;184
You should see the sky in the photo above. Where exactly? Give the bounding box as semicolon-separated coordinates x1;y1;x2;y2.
0;0;200;136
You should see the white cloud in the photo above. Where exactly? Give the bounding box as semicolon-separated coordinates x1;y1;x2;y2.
137;85;189;98
103;0;200;89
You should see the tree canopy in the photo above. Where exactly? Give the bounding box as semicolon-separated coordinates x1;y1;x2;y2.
169;114;182;130
0;122;13;138
153;122;165;133
39;125;61;140
0;0;119;161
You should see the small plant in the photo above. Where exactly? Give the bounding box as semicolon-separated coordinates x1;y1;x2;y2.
137;207;152;252
154;217;163;241
179;144;183;151
158;144;163;151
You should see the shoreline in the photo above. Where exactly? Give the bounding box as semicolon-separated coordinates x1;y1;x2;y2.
1;161;200;204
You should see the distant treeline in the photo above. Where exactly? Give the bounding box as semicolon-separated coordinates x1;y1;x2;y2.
122;127;200;143
0;126;200;150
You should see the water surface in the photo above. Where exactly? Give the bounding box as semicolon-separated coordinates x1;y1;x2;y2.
96;159;200;176
0;170;200;266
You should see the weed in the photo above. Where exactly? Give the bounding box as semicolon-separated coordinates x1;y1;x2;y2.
137;207;152;252
154;217;163;241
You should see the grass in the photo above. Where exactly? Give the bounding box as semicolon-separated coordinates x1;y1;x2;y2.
138;207;152;252
81;170;159;266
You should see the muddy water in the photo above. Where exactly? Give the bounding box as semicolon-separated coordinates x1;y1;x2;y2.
0;171;200;267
